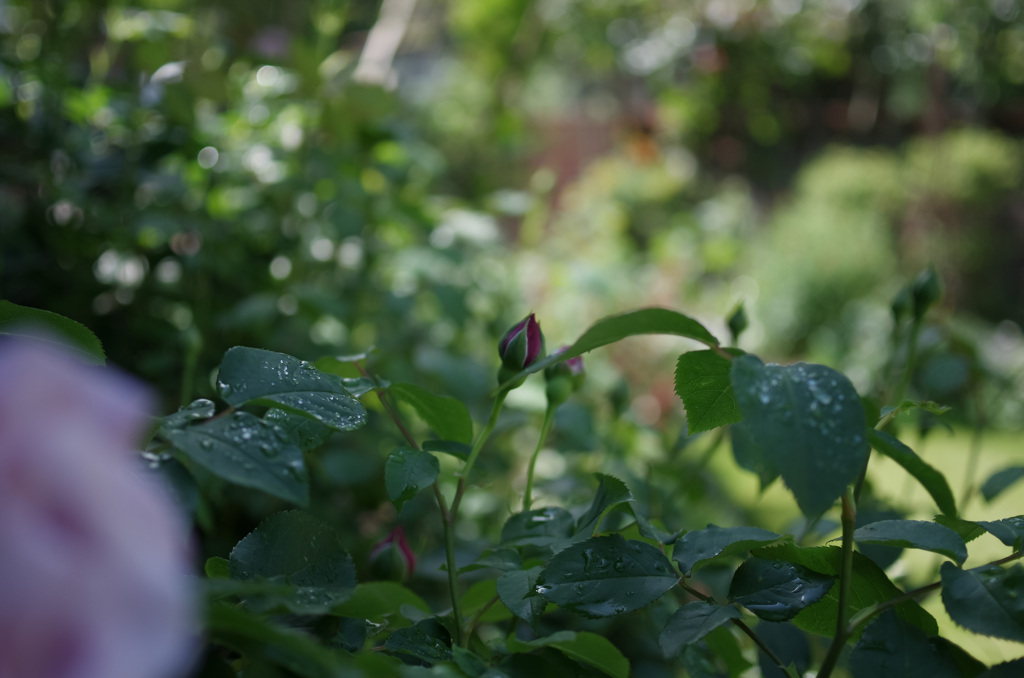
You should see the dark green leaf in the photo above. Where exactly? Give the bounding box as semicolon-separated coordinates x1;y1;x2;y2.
0;300;105;365
659;602;741;657
458;548;522;574
384;619;451;664
850;609;984;678
229;510;356;614
935;515;988;544
575;474;634;538
729;558;835;622
980;467;1024;503
705;624;755;676
385;447;440;512
976;517;1024;550
451;646;489;677
631;509;683;545
389;382;473;444
498;308;719;390
753;543;938;637
506;630;630;678
981;658;1024;677
731;421;779;488
160;398;216;430
536;534;678;618
869;429;957;517
497;566;546;624
206;603;347;678
675;349;744;433
879;400;952;420
755;622;810;678
264;408;332;451
731;356;870;517
853;520;967;564
422;439;471;459
331;582;431;623
675;524;786;576
941;563;1024;642
217;347;366;431
164;410;309;505
501;507;575;548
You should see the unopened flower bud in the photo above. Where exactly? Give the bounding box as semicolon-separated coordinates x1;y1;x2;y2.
545;347;585;406
497;313;545;387
369;526;416;582
727;303;748;344
891;284;913;322
911;266;942;320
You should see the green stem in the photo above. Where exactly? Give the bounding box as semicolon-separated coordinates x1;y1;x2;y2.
442;500;464;647
818;489;857;678
894;315;922;406
451;390;508;518
523;403;556;511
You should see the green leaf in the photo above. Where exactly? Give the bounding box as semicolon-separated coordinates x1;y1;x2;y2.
731;421;779;488
982;658;1024;677
674;524;785;576
229;510;357;614
976;517;1024;550
675;349;744;433
728;558;835;622
935;515;988;544
731;356;870;517
206;556;231;578
980;467;1024;503
506;630;630;678
206;603;348;678
753;543;938;637
536;534;678;618
501;507;575;548
850;609;984;678
422;439;471;459
384;447;439;512
164;410;309;506
853;520;967;565
631;509;683;545
331;581;431;623
264;408;332;452
451;646;489;677
160;398;216;430
879;400;952;420
941;562;1024;642
217;347;366;431
0;300;105;365
498;308;719;390
497;566;546;624
869;429;957;517
659;602;741;658
389;382;473;445
458;548;522;574
384;619;451;664
575;474;634;538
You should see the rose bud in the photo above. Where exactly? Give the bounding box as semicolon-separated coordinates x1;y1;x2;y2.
369;526;416;582
545;347;585;406
497;313;545;386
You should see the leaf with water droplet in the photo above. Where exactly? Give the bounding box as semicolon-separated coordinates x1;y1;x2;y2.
264;408;332;452
868;429;957;517
384;447;439;512
383;619;451;665
217;347;366;431
501;507;575;549
535;534;678;618
674;524;787;576
159;398;216;430
164;410;309;505
850;609;985;678
506;630;630;678
853;520;967;565
731;355;870;517
659;602;741;658
941;562;1024;642
728;558;834;622
498;566;547;625
229;510;357;615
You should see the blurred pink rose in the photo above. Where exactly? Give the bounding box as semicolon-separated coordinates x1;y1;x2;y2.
0;339;197;678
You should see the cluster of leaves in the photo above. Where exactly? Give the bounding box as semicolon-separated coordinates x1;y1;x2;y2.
39;301;998;677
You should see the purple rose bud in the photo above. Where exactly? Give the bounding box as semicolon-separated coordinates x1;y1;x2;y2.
498;313;545;372
369;526;416;581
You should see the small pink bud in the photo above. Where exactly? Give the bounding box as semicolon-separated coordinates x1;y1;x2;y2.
498;313;545;372
370;526;416;580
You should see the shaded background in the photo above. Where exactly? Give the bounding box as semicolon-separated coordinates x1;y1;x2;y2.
3;0;1024;673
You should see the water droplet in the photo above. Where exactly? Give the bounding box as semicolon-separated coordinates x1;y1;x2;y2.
260;443;276;457
200;439;213;450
